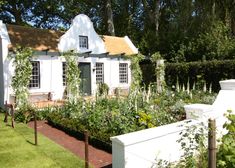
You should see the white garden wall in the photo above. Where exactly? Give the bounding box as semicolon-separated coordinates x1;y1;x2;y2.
111;79;235;168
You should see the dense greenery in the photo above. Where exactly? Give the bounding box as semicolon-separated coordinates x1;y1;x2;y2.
10;46;33;109
46;89;216;145
1;1;234;61
217;112;235;167
141;59;235;92
0;113;84;168
62;51;81;103
157;113;235;167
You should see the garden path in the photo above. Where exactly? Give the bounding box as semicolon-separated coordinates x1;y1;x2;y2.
28;121;112;168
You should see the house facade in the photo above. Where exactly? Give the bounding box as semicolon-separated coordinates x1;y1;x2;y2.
0;14;138;106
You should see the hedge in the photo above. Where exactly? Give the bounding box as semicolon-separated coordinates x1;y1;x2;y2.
47;112;112;153
141;59;235;92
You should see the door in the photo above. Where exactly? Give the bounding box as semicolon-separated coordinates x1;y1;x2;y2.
79;63;91;95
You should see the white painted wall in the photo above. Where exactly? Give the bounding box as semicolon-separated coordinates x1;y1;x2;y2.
111;119;201;168
0;20;11;105
58;14;106;54
111;79;235;168
0;14;133;105
4;54;130;103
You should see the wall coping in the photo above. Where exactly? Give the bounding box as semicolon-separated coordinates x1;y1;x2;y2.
110;119;200;147
220;79;235;90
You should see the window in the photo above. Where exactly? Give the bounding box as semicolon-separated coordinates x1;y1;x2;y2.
119;63;128;83
79;36;88;49
62;62;66;86
29;61;40;88
96;63;104;84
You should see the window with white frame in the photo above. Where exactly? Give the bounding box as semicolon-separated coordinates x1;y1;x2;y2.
62;62;66;86
119;63;128;83
29;61;40;88
79;35;88;49
96;63;104;84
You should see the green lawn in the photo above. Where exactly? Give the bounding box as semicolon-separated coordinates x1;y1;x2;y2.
0;113;85;168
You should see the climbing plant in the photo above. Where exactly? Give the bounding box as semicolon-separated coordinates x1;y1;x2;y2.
128;53;144;113
130;53;144;92
217;112;235;167
63;51;81;103
151;52;165;93
10;46;33;109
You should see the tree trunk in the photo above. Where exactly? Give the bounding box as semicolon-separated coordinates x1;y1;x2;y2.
231;17;235;36
142;0;161;36
211;0;215;19
106;0;115;36
154;0;160;37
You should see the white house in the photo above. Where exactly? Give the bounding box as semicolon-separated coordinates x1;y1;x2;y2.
0;14;138;106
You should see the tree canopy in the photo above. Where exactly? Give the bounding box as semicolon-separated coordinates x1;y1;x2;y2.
1;0;235;62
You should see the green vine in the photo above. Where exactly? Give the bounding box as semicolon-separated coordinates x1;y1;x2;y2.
130;53;144;92
217;111;235;167
10;46;33;109
63;51;81;103
151;52;165;93
129;53;144;112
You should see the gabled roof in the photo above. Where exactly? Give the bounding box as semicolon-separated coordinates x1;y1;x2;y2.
6;24;138;55
6;24;63;52
102;35;136;55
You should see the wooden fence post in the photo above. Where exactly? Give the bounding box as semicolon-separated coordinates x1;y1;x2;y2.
34;111;38;145
208;119;216;168
4;101;8;123
10;105;15;128
84;130;89;168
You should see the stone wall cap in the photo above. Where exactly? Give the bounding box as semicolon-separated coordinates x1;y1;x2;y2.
220;79;235;90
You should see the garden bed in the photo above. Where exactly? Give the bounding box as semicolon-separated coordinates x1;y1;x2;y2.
47;118;112;153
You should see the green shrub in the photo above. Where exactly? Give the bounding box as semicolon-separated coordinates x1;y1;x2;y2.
217;112;235;167
97;83;109;96
47;89;216;145
141;59;235;92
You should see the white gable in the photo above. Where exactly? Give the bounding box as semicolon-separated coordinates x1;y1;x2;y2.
58;14;106;54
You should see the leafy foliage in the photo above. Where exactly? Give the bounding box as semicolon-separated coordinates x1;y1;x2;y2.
164;60;235;92
140;59;235;92
217;112;235;167
10;46;33;109
175;122;208;168
62;51;81;103
1;1;234;60
97;83;109;97
47;89;216;144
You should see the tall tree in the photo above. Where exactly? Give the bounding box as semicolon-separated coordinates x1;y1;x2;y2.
142;0;162;36
105;0;115;36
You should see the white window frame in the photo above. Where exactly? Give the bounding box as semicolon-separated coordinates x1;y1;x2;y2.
119;63;128;84
79;35;88;49
29;61;40;88
96;63;104;84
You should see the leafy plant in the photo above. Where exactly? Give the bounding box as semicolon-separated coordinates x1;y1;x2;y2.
10;46;33;109
217;112;235;167
176;122;208;168
62;51;81;103
151;52;166;93
97;83;109;96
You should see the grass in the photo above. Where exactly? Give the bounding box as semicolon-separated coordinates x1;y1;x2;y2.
0;113;85;168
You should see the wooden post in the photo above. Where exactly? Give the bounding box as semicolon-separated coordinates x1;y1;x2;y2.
10;105;15;128
84;130;89;168
34;111;38;145
4;101;8;123
208;119;216;168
